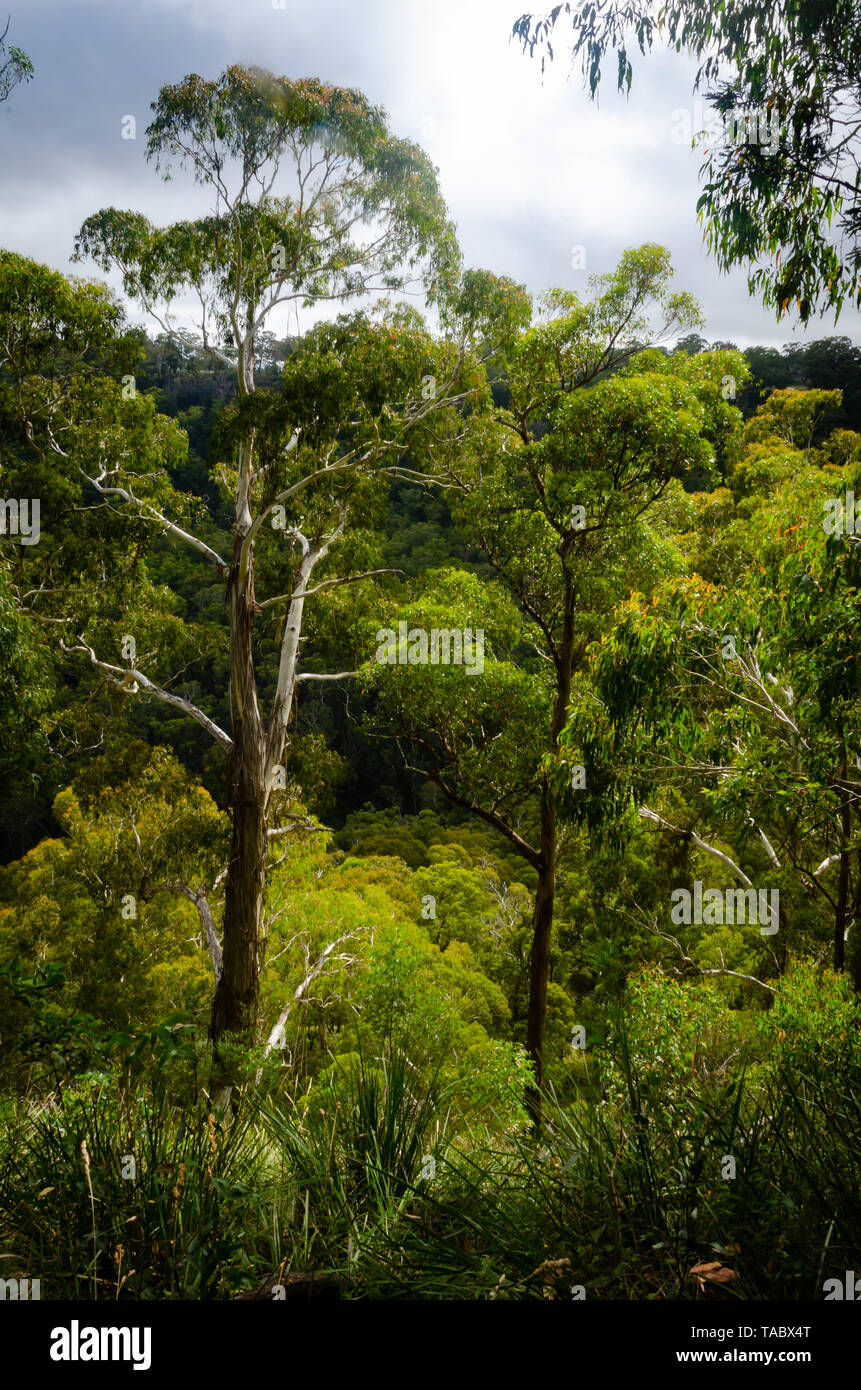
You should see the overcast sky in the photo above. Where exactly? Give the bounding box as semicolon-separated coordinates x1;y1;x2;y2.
2;0;858;350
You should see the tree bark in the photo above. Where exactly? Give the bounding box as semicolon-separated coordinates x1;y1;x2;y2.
835;754;851;975
854;838;861;993
209;729;267;1040
210;437;268;1044
524;576;575;1129
525;788;557;1128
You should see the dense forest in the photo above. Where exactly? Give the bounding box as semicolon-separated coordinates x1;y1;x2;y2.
3;2;861;1315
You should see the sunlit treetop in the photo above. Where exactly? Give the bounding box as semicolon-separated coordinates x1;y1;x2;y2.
74;66;461;389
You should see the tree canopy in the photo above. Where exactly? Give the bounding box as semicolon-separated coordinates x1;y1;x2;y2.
514;0;861;322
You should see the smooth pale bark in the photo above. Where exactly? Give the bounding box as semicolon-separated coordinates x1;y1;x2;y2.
60;640;233;750
261;935;352;1067
148;883;224;983
638;807;754;887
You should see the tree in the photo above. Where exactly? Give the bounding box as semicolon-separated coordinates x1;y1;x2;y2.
560;391;861;988
362;248;743;1119
0;17;32;106
0;250;192;830
0;565;54;859
0;741;226;1026
513;0;861;322
7;66;475;1056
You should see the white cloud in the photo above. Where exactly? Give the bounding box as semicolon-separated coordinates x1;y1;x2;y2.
0;0;857;348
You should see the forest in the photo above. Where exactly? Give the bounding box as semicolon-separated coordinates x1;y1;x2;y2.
2;0;861;1313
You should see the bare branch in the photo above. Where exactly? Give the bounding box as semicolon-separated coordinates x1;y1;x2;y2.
267;818;327;838
264;514;345;789
639;805;752;886
84;468;230;578
261;934;356;1061
61;638;233;750
148;882;223;983
258;568;402;610
295;670;358;683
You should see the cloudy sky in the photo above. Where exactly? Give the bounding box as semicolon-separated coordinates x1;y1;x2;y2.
2;0;858;350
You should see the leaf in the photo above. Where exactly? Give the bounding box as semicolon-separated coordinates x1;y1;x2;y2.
690;1261;737;1285
706;1267;737;1283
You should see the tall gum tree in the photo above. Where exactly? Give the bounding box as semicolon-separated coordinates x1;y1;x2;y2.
363;249;745;1119
44;66;473;1046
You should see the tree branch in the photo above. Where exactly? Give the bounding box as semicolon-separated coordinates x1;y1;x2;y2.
639;805;753;886
61;638;233;750
258;568;402;609
261;935;355;1060
148;882;223;983
84;467;230;578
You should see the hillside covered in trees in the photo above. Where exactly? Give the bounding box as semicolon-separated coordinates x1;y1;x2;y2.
3;6;861;1325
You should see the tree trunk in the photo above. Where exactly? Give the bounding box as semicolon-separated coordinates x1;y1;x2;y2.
524;579;578;1130
210;461;267;1045
853;840;861;993
524;580;577;1129
525;788;557;1129
836;758;850;975
210;731;267;1040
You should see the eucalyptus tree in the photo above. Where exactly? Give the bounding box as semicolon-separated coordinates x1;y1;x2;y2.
8;65;477;1047
364;248;744;1114
559;393;861;987
0;17;32;106
514;0;861;322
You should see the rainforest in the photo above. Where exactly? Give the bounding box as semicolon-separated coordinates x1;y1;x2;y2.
2;1;861;1331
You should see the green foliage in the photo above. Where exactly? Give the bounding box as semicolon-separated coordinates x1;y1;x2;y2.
0;20;32;104
0;744;225;1029
0;1071;264;1299
6;47;861;1305
264;1045;448;1220
514;0;861;321
762;962;861;1083
75;67;460;335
